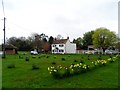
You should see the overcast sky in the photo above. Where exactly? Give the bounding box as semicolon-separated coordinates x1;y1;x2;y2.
0;0;119;44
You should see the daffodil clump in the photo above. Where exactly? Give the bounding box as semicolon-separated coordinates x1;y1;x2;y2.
92;60;107;67
48;55;119;79
48;63;90;78
107;55;118;62
69;63;90;74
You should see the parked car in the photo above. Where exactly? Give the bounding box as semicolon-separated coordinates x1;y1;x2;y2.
105;49;119;54
30;49;38;55
105;47;119;54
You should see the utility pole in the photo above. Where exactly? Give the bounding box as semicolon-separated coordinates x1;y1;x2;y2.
3;17;6;58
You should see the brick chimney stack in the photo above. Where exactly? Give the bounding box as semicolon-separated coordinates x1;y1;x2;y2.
67;36;69;40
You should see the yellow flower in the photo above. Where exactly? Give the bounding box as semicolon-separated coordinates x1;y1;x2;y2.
54;70;57;72
49;72;52;74
48;67;50;71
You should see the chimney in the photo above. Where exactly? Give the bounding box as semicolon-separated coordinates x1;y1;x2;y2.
67;36;69;40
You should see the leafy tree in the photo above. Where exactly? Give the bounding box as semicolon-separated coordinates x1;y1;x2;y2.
92;27;117;52
73;37;83;50
82;31;94;49
49;36;54;44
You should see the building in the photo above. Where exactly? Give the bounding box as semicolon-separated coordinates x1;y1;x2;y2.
52;37;76;54
5;44;18;54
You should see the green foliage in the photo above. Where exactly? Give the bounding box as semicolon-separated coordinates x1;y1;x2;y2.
32;64;39;70
25;57;29;61
92;27;117;49
61;57;65;61
7;64;15;69
51;62;56;65
82;31;94;49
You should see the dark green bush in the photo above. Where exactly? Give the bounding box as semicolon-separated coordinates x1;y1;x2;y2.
32;64;39;70
19;56;23;59
25;57;29;61
80;60;84;63
32;56;36;58
46;56;49;58
51;62;56;65
7;64;15;69
61;58;65;61
74;60;78;62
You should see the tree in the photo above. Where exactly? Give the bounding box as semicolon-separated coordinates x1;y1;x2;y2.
92;27;117;52
49;36;54;44
82;31;94;49
73;37;83;50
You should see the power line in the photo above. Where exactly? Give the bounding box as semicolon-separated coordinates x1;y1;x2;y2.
2;0;5;17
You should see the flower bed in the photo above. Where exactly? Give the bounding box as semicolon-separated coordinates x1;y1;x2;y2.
48;55;119;79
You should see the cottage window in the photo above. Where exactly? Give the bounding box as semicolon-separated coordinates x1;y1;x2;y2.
53;45;56;47
59;49;64;52
59;44;64;47
52;50;54;52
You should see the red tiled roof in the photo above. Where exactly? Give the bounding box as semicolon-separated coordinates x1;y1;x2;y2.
52;39;68;44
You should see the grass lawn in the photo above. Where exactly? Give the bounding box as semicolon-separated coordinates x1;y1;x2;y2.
2;52;119;88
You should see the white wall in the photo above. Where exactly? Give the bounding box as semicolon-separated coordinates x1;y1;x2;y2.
65;40;76;54
52;44;65;54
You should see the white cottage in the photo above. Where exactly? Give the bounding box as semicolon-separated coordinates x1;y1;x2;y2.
52;37;76;54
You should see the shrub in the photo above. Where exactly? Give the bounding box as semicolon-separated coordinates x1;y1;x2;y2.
74;60;78;62
80;60;84;63
25;57;29;61
51;62;56;65
46;56;49;58
61;58;65;61
38;56;41;58
88;58;90;60
54;56;57;59
32;64;39;70
19;56;23;59
32;56;36;58
7;64;15;69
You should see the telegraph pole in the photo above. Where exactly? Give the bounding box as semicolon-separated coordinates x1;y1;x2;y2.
3;17;6;58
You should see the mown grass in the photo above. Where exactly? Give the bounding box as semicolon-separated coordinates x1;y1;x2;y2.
2;52;119;88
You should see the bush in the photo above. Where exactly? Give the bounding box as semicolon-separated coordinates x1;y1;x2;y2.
7;64;15;69
46;56;49;58
54;56;57;59
74;60;78;62
61;58;65;61
87;58;90;60
80;60;84;63
19;56;23;59
25;57;29;61
38;56;41;58
32;64;39;70
32;56;36;58
51;62;56;65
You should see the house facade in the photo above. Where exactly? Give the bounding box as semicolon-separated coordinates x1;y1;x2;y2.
5;44;18;54
52;37;76;54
